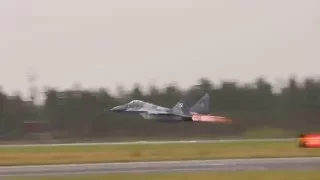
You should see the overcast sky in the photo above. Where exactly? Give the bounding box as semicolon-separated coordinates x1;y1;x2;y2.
0;0;319;100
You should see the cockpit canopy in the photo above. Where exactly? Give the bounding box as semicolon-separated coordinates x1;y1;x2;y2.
128;100;143;104
127;100;145;109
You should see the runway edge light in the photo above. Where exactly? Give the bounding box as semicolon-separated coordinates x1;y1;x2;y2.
299;133;320;148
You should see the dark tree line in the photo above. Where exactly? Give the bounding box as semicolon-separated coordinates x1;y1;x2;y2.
0;76;320;141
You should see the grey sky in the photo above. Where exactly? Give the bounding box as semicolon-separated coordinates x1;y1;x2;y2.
0;0;319;99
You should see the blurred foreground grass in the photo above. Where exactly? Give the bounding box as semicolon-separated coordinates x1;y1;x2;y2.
9;170;320;180
242;126;295;138
1;140;320;166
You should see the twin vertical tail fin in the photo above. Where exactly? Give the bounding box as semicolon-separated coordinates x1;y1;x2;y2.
171;97;189;116
171;93;210;116
189;93;210;115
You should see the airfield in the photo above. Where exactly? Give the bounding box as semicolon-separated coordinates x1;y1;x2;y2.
1;157;320;177
1;138;320;178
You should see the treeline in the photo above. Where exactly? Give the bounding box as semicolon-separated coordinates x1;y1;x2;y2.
0;76;320;141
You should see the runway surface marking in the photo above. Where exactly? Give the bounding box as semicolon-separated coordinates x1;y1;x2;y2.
1;157;319;177
0;138;296;147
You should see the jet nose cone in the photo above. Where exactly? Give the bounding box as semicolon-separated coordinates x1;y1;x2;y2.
110;105;126;112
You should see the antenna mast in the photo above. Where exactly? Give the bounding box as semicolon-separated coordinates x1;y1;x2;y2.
26;67;38;104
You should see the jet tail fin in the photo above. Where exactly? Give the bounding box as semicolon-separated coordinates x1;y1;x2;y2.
189;93;210;114
171;97;189;116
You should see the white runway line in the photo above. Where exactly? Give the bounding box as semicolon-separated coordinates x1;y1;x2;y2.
0;138;296;147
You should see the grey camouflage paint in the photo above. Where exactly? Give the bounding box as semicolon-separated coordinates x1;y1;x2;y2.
110;93;209;121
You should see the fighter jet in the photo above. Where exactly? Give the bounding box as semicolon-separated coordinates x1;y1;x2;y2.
110;93;211;122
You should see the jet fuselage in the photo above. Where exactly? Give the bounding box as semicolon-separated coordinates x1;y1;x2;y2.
111;93;210;122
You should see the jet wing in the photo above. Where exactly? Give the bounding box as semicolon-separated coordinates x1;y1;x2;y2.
147;110;192;118
147;110;172;115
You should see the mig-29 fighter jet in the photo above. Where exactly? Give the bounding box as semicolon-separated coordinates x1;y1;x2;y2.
110;93;231;123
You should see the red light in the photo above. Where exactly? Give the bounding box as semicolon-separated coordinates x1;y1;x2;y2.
301;134;320;148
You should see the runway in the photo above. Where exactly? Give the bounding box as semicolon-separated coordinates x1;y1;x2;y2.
0;138;295;147
1;157;320;177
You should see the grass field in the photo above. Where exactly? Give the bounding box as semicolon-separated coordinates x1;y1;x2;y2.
9;170;320;180
1;140;320;166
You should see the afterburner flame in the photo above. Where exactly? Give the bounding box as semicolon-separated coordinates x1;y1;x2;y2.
192;115;232;123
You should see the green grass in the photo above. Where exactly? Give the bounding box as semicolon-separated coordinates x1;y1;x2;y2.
8;170;320;180
242;126;295;138
1;140;320;166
